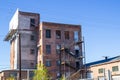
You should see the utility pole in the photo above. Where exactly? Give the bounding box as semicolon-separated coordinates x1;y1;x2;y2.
17;28;37;80
18;33;22;80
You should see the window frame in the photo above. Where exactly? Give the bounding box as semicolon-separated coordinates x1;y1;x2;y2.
30;18;35;27
46;45;51;54
74;31;79;42
64;31;69;40
30;49;35;54
46;60;51;67
56;44;61;54
112;66;119;72
46;29;51;38
98;68;104;74
56;30;61;39
30;35;35;41
56;60;60;66
75;50;79;58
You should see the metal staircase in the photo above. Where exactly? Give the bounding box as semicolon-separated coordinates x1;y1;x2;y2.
60;40;85;80
66;69;83;80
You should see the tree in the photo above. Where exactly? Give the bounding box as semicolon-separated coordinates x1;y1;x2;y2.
60;76;66;80
33;64;50;80
6;76;15;80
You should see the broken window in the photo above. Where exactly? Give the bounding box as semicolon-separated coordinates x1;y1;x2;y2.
56;30;61;39
30;18;35;27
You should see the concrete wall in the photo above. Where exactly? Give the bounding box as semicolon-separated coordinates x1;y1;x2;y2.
9;9;19;30
14;37;18;69
10;36;19;69
10;39;15;69
10;10;40;69
17;11;39;69
18;12;39;30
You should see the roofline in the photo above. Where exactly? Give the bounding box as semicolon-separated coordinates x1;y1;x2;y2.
88;58;120;68
19;10;40;16
86;55;120;68
41;21;81;27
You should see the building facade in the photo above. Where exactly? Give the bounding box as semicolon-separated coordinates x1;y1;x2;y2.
86;56;120;80
4;10;83;79
37;22;83;79
4;9;40;69
0;69;34;80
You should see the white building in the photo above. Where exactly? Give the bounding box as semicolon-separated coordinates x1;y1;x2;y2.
86;56;120;80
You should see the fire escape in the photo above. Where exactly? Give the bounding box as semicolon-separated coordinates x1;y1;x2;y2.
59;40;86;80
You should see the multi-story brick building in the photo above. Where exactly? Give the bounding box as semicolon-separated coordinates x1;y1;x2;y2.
38;22;83;79
4;9;83;79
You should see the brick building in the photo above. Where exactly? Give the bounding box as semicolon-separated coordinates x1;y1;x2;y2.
38;22;83;79
0;69;34;80
3;9;83;79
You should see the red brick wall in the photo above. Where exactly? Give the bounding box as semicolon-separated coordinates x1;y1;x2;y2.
38;22;82;79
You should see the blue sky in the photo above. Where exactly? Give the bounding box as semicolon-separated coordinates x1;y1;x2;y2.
0;0;120;70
